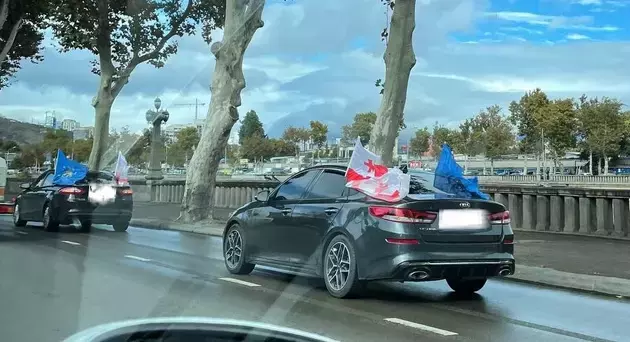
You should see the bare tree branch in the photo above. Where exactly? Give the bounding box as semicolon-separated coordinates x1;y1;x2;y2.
95;0;115;77
0;0;9;30
0;16;23;63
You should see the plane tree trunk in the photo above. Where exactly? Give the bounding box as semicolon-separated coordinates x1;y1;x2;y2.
179;0;265;223
368;0;416;165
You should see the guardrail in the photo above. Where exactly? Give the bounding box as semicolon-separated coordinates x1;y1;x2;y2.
475;174;630;186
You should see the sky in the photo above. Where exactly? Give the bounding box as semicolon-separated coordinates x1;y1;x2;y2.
0;0;629;141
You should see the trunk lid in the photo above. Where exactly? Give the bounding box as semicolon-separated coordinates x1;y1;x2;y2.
395;194;507;243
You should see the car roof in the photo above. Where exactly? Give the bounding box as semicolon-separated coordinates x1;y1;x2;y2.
301;164;348;172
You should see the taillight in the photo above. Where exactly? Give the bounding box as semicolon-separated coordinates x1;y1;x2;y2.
369;206;437;224
119;188;133;196
385;238;419;245
59;187;85;195
503;237;514;244
489;210;510;224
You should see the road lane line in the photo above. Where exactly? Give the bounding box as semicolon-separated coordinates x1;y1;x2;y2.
384;318;458;336
61;240;81;246
15;230;28;235
219;277;261;287
124;255;152;262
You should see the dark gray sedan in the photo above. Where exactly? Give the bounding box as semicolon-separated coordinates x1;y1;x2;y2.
222;165;515;298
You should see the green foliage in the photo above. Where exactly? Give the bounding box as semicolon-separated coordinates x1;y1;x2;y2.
471;105;514;161
166;126;200;166
126;129;151;166
341;112;404;146
238;110;265;143
409;127;430;156
0;0;49;89
577;96;625;158
431;123;459;157
309;120;328;148
48;0;225;76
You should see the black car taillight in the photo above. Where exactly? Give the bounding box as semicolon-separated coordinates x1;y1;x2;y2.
119;188;133;196
369;206;437;224
488;210;510;224
59;187;85;195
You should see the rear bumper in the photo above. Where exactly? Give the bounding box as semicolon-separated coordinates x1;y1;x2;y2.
52;198;133;225
390;259;515;281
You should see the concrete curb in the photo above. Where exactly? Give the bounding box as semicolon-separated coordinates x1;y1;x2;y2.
130;219;630;299
513;228;630;242
504;265;630;299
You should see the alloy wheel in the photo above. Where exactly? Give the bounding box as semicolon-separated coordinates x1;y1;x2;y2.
13;204;20;223
325;241;351;291
225;229;243;269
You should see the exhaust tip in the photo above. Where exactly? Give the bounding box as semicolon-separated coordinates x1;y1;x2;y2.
498;266;512;276
407;269;430;280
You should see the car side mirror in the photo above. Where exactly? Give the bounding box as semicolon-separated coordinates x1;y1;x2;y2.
255;190;270;202
20;183;30;190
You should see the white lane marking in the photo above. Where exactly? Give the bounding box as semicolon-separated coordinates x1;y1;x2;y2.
61;240;81;246
219;277;261;287
15;230;28;235
124;255;151;262
384;318;458;336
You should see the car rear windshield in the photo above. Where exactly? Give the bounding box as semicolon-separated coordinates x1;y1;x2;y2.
77;171;115;184
409;172;452;195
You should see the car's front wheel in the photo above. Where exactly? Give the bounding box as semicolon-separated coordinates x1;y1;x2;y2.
323;235;365;298
13;203;27;227
446;278;487;294
223;224;255;275
79;219;92;233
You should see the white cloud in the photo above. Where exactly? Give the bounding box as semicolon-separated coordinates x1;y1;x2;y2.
567;33;590;40
486;11;619;31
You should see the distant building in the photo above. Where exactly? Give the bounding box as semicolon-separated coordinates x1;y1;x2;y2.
73;126;94;140
164;123;194;143
44;112;58;129
61;119;80;131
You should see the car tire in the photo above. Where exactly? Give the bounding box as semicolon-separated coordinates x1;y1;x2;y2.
79;219;92;233
223;224;255;275
323;234;365;299
42;204;59;232
446;278;487;294
112;220;129;232
13;203;27;227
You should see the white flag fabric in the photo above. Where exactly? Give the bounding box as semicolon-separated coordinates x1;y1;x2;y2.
114;151;129;185
345;138;410;202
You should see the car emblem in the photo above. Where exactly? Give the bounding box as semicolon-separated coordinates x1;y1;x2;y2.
459;202;471;208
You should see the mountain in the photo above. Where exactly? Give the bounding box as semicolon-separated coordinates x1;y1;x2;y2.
0;116;48;145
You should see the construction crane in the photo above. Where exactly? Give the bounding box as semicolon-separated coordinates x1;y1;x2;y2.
171;98;207;122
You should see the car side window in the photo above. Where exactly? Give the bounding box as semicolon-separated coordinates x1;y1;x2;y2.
306;170;347;199
42;174;54;187
33;173;49;188
273;170;320;201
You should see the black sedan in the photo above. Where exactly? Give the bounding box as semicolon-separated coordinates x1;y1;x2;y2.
222;164;515;298
13;170;133;232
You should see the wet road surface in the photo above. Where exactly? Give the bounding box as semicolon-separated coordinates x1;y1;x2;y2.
1;216;629;342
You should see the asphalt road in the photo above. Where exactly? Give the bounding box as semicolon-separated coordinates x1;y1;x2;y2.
1;217;629;342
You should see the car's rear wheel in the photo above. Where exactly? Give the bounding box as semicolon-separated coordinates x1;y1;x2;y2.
79;219;92;233
42;204;59;232
223;224;255;275
323;235;364;298
446;278;487;294
112;220;129;232
13;203;27;227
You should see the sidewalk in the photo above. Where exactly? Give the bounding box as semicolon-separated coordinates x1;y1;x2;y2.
131;202;630;298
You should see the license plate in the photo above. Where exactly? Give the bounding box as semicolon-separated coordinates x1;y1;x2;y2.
438;209;487;229
88;184;116;204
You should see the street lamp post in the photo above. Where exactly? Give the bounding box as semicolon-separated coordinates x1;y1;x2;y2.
145;97;169;181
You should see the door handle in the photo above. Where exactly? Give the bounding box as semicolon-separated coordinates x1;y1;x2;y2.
281;208;292;215
324;208;339;215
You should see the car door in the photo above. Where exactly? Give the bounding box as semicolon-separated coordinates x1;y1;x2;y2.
19;172;50;220
289;169;348;266
255;169;321;264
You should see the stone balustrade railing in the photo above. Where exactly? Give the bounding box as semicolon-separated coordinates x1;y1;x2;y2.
478;174;630;185
141;179;629;238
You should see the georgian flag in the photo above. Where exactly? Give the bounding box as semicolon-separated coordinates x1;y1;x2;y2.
345;138;410;202
114;151;129;186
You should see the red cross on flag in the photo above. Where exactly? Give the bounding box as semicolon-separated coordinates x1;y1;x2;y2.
345;138;410;202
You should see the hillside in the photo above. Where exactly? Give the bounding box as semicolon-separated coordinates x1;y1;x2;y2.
0;116;48;145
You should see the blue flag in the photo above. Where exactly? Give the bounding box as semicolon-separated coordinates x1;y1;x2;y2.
433;144;490;200
53;149;88;186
